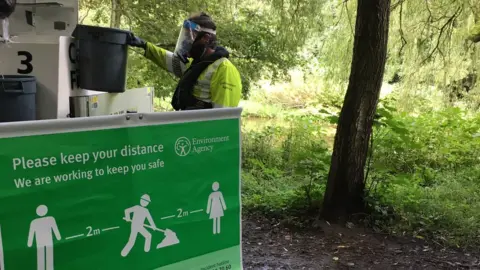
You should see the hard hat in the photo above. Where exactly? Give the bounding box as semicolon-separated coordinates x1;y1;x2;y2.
141;194;151;203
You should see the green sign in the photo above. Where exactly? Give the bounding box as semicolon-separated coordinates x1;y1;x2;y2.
0;116;241;269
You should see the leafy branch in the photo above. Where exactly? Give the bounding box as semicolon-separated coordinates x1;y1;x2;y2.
398;2;407;58
420;5;463;65
391;0;406;12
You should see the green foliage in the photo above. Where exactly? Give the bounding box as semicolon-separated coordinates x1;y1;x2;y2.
368;168;480;247
79;0;326;100
384;0;480;111
79;0;479;109
365;106;480;247
241;102;480;247
241;115;331;215
78;0;480;249
371;107;480;173
470;23;480;41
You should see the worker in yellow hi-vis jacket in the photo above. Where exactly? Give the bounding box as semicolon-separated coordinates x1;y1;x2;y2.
127;12;242;111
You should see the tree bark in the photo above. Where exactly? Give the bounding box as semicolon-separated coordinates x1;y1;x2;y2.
110;0;122;28
322;0;391;222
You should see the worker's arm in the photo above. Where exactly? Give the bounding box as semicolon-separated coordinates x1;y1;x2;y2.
210;61;242;108
144;42;189;78
124;207;134;221
146;212;157;229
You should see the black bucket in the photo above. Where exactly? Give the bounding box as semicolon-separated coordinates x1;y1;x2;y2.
0;75;37;122
72;24;131;93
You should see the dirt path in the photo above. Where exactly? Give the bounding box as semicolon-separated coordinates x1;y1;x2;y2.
242;216;480;269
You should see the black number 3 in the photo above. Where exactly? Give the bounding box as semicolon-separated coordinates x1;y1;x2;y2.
18;51;33;74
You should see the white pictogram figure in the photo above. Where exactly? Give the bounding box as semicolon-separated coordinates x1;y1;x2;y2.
121;194;157;257
27;205;61;270
175;137;191;156
0;224;5;270
206;182;227;234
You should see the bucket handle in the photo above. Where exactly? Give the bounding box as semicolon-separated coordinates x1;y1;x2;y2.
0;81;25;94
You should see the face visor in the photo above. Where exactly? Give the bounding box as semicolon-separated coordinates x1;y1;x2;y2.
174;20;216;63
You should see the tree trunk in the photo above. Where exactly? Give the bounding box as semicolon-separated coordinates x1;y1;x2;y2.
322;0;391;222
110;0;122;28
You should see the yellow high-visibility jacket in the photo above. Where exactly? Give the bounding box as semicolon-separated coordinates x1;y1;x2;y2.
144;42;242;108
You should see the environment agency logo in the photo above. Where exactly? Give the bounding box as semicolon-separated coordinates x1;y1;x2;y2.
175;137;191;156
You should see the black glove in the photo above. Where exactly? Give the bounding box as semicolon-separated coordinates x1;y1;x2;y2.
127;33;146;49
